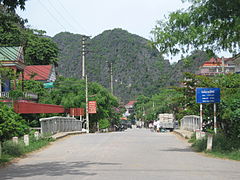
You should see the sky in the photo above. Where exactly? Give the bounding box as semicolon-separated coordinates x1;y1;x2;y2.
17;0;231;62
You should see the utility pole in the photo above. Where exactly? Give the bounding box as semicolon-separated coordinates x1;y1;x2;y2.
110;62;113;95
82;36;86;79
86;75;89;133
81;35;90;133
81;35;91;79
106;61;113;95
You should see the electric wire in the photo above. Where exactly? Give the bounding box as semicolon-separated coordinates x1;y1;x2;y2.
46;0;79;33
56;0;89;35
37;0;67;32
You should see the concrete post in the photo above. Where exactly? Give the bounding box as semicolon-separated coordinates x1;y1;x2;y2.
24;135;29;146
0;142;2;158
207;134;213;151
196;130;201;140
214;103;217;134
34;131;39;140
200;103;203;131
12;137;18;144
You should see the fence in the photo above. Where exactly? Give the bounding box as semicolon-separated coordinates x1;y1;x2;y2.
40;116;82;134
180;115;201;132
0;92;38;100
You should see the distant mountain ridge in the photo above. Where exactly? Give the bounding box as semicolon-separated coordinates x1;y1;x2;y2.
52;29;208;102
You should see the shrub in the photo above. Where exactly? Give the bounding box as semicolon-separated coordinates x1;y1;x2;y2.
0;103;29;141
99;119;110;129
213;133;240;152
2;141;24;157
188;132;196;143
191;138;207;152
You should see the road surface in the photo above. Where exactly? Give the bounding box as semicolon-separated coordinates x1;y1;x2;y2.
0;128;240;180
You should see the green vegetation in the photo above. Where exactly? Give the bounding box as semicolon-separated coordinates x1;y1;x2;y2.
53;30;208;102
0;134;54;166
0;103;29;141
207;151;240;161
0;0;27;11
2;140;25;156
134;73;240;160
189;133;240;161
0;0;239;162
151;0;240;56
39;77;120;131
0;6;59;65
99;119;110;130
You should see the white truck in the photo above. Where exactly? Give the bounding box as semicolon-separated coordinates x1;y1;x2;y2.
157;113;175;131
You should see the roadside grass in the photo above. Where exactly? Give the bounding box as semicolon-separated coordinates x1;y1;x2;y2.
0;154;12;164
0;134;54;166
207;150;240;161
188;132;240;161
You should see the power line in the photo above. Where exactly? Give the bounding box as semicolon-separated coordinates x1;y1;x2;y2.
46;0;79;33
56;0;89;35
37;0;67;31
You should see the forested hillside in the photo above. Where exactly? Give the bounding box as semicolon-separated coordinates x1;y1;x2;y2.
53;29;208;102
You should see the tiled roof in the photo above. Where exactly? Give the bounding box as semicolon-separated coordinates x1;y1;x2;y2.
125;100;137;106
24;65;52;81
0;47;24;62
202;57;232;66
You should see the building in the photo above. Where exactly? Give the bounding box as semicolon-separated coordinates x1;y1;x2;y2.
124;100;137;117
24;65;56;82
0;46;25;98
197;57;235;76
232;54;240;73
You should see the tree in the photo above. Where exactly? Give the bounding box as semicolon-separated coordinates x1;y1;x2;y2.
151;0;240;56
0;102;29;140
0;5;26;46
24;29;59;65
43;77;120;131
0;0;27;11
0;7;59;65
176;72;240;141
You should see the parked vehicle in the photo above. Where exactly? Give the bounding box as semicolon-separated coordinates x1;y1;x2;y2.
157;113;175;131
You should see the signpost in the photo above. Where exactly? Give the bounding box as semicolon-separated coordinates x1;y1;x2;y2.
88;101;97;114
196;88;220;133
196;88;220;103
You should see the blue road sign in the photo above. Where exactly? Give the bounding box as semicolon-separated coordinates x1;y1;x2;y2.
196;88;220;103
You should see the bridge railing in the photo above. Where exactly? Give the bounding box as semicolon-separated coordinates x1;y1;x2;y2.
180;115;201;132
40;116;82;134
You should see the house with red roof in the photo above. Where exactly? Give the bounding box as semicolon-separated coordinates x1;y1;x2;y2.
196;57;235;76
124;100;137;117
24;65;56;82
232;54;240;73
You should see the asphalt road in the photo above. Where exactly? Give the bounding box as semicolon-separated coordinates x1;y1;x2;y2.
0;128;240;180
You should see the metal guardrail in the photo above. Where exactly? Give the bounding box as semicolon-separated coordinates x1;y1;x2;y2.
180;115;201;132
40;116;82;134
0;92;38;100
0;92;9;98
23;92;38;100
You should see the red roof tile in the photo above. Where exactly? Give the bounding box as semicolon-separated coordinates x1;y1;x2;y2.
202;57;231;66
24;65;52;81
125;101;137;106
